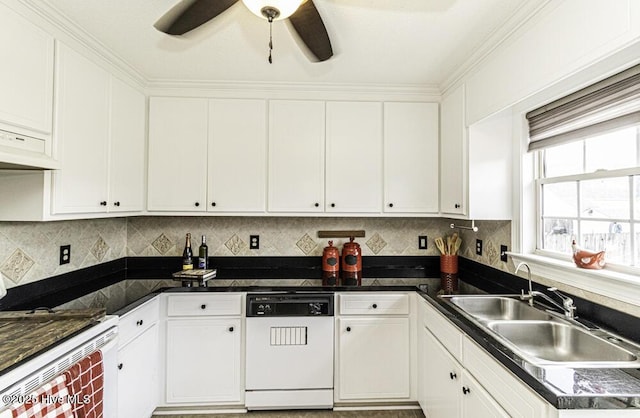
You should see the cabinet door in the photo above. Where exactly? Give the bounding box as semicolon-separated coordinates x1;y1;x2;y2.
52;42;109;214
384;102;439;213
208;99;266;212
268;100;325;212
117;323;158;418
422;327;462;418
165;318;242;404
148;97;208;211
440;84;466;216
461;371;510;418
0;2;54;135
326;102;382;213
336;317;410;400
109;77;145;212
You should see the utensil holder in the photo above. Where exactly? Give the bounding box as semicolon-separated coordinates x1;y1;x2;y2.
440;254;459;293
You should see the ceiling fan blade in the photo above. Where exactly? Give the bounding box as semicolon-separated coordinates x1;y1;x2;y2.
289;0;333;62
154;0;239;35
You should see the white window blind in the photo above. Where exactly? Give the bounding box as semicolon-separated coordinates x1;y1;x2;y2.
527;64;640;151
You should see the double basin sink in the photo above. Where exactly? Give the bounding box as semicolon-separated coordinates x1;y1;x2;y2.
440;294;640;368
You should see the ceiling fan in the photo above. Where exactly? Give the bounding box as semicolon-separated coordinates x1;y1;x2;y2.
154;0;333;63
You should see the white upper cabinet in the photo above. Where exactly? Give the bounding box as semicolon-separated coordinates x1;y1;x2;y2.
440;84;512;220
440;84;466;216
109;77;146;213
326;101;383;213
268;100;325;213
384;102;439;213
208;99;266;212
52;42;110;214
148;97;208;212
0;1;54;137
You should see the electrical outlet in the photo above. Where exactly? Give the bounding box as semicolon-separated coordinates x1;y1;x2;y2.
418;235;428;250
250;235;259;250
476;239;483;256
500;245;508;262
60;245;70;265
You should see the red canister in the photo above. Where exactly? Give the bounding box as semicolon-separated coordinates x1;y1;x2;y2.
341;237;362;286
322;241;340;286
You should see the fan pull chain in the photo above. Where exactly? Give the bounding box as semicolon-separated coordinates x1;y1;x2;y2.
268;16;273;64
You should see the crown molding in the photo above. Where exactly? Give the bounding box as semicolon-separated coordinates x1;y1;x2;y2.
145;79;441;102
440;0;552;95
21;0;147;89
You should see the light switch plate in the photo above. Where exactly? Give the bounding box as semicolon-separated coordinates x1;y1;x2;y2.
418;235;428;250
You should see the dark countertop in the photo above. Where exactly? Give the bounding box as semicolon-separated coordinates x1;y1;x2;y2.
4;255;640;411
114;282;640;410
417;290;640;410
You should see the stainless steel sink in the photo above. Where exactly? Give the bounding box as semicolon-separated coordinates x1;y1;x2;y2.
439;294;640;368
446;295;554;322
487;320;639;366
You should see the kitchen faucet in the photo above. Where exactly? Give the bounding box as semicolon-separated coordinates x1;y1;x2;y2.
515;262;577;319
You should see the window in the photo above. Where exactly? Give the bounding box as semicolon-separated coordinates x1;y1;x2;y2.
527;64;640;269
538;125;640;266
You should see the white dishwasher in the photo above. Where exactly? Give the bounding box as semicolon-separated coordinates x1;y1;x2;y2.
245;292;334;410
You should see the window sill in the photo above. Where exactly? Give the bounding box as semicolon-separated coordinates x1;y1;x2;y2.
507;252;640;308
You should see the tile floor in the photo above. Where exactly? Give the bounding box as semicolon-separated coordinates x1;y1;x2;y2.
153;409;425;418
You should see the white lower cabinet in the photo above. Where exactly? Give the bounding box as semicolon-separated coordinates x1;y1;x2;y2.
336;317;410;401
422;327;508;418
418;298;552;418
117;297;160;418
161;294;244;407
335;293;413;403
165;318;242;404
117;324;158;418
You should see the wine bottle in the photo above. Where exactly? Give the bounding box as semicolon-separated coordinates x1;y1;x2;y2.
182;233;193;270
198;235;208;269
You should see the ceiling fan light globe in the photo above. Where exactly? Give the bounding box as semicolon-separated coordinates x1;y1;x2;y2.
242;0;303;21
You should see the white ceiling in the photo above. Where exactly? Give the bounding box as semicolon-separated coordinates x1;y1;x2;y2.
39;0;538;88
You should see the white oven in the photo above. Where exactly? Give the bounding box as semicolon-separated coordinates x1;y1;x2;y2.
0;316;118;417
245;293;334;410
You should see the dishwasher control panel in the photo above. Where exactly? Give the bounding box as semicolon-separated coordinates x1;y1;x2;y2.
246;293;334;317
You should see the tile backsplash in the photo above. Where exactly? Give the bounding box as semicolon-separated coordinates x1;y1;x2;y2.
0;216;512;289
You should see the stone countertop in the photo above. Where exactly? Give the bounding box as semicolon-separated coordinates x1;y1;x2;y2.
52;275;640;411
0;308;106;376
418;291;640;410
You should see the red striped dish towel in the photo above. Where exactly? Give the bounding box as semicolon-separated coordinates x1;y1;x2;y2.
63;351;104;418
7;374;73;418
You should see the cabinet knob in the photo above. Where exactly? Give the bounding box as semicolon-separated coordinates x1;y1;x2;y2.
100;201;107;206
314;203;319;207
211;202;217;207
136;320;144;326
113;201;121;207
195;202;200;207
346;326;351;332
449;372;457;380
201;304;207;310
330;203;335;208
454;203;461;209
228;326;234;332
372;303;378;309
388;203;394;208
117;363;123;370
462;386;471;395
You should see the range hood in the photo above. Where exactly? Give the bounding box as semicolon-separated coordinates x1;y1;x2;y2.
0;129;59;170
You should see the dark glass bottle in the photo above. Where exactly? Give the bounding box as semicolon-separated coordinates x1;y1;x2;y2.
198;235;208;269
182;233;193;270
